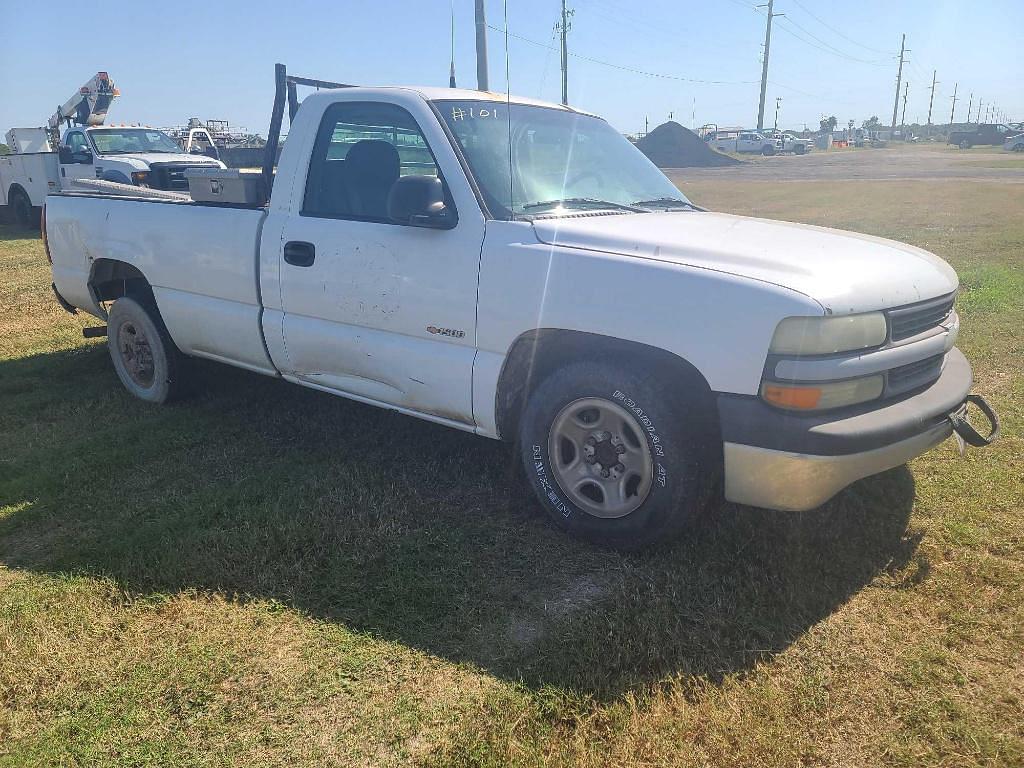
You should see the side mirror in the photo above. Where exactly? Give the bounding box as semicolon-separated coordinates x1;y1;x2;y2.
387;175;454;229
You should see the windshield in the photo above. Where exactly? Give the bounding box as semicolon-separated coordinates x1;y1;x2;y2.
434;100;688;218
88;129;183;155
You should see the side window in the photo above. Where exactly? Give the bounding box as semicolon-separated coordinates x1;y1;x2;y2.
303;101;442;222
66;132;88;152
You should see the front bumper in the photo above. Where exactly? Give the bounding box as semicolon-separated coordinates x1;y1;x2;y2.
720;347;973;511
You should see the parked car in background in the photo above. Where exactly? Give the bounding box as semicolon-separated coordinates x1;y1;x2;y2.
708;130;783;156
948;123;1016;149
765;130;812;154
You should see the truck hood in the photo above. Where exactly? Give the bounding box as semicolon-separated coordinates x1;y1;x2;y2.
97;153;222;169
531;211;958;313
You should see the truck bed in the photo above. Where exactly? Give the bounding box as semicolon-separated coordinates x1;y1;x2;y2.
46;193;275;374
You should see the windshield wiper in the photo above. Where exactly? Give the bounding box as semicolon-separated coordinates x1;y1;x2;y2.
521;197;646;213
631;197;698;210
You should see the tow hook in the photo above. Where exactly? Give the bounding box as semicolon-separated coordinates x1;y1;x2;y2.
948;394;1000;454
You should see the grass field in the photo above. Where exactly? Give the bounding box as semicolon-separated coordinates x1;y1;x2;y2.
1;168;1022;766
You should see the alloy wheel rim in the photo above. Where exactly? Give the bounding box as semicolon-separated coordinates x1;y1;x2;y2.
547;397;654;519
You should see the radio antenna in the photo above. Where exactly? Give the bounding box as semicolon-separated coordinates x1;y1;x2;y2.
449;0;457;88
504;0;514;217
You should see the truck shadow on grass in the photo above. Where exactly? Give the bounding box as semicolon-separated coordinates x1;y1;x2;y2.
0;346;923;700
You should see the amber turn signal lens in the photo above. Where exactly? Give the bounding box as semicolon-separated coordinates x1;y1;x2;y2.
762;383;822;409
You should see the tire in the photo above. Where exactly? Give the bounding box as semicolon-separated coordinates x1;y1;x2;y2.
795;144;807;155
107;296;187;404
1013;143;1024;153
10;189;37;231
762;145;776;156
518;360;716;549
958;139;971;149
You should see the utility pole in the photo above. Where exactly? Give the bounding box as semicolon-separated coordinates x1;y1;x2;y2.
774;97;782;131
926;69;938;134
948;82;958;126
966;93;973;126
556;0;573;106
900;81;909;131
976;99;983;123
474;0;489;91
756;0;782;130
891;34;906;129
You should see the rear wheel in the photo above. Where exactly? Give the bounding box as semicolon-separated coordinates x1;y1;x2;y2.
107;296;187;404
959;139;972;149
10;189;37;230
518;360;716;549
762;145;776;156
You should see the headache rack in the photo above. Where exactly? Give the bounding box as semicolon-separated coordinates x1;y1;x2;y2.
260;63;356;200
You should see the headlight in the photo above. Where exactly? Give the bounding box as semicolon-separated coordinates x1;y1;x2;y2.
769;312;887;356
131;171;150;187
761;374;884;411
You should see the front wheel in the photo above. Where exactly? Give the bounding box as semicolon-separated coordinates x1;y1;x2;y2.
959;139;971;149
795;144;807;155
107;296;187;404
762;145;776;156
518;361;716;549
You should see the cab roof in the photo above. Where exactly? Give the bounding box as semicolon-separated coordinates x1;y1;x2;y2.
306;84;601;118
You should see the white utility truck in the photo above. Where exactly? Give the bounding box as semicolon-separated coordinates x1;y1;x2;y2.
42;66;997;548
1;72;224;228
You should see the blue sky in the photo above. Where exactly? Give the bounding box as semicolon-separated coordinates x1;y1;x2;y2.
1;0;1020;139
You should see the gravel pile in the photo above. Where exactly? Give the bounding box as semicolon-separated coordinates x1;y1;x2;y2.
636;121;740;168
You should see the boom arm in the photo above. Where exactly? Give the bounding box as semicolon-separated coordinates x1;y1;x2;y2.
46;72;119;146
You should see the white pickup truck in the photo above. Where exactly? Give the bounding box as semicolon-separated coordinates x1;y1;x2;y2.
2;125;224;228
707;130;784;156
43;83;997;548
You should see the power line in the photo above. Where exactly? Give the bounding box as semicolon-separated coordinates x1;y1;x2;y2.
787;0;895;55
775;15;891;66
486;25;758;85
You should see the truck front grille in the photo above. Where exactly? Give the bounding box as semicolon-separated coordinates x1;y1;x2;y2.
888;293;956;341
148;163;210;191
887;354;944;396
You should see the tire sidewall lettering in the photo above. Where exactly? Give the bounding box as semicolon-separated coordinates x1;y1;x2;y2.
532;443;573;518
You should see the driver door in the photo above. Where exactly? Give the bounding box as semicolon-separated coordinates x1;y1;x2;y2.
58;130;96;185
275;100;485;425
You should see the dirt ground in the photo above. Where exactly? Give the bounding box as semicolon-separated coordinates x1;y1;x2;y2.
667;143;1024;183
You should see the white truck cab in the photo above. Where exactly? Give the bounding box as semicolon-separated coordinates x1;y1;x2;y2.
41;76;998;549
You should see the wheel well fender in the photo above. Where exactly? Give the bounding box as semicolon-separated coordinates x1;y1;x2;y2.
88;259;154;312
494;328;718;442
100;170;133;185
7;183;29;204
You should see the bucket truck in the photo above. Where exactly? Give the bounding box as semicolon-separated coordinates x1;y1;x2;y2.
2;72;223;229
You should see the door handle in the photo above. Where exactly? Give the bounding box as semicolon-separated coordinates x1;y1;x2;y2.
283;241;315;267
